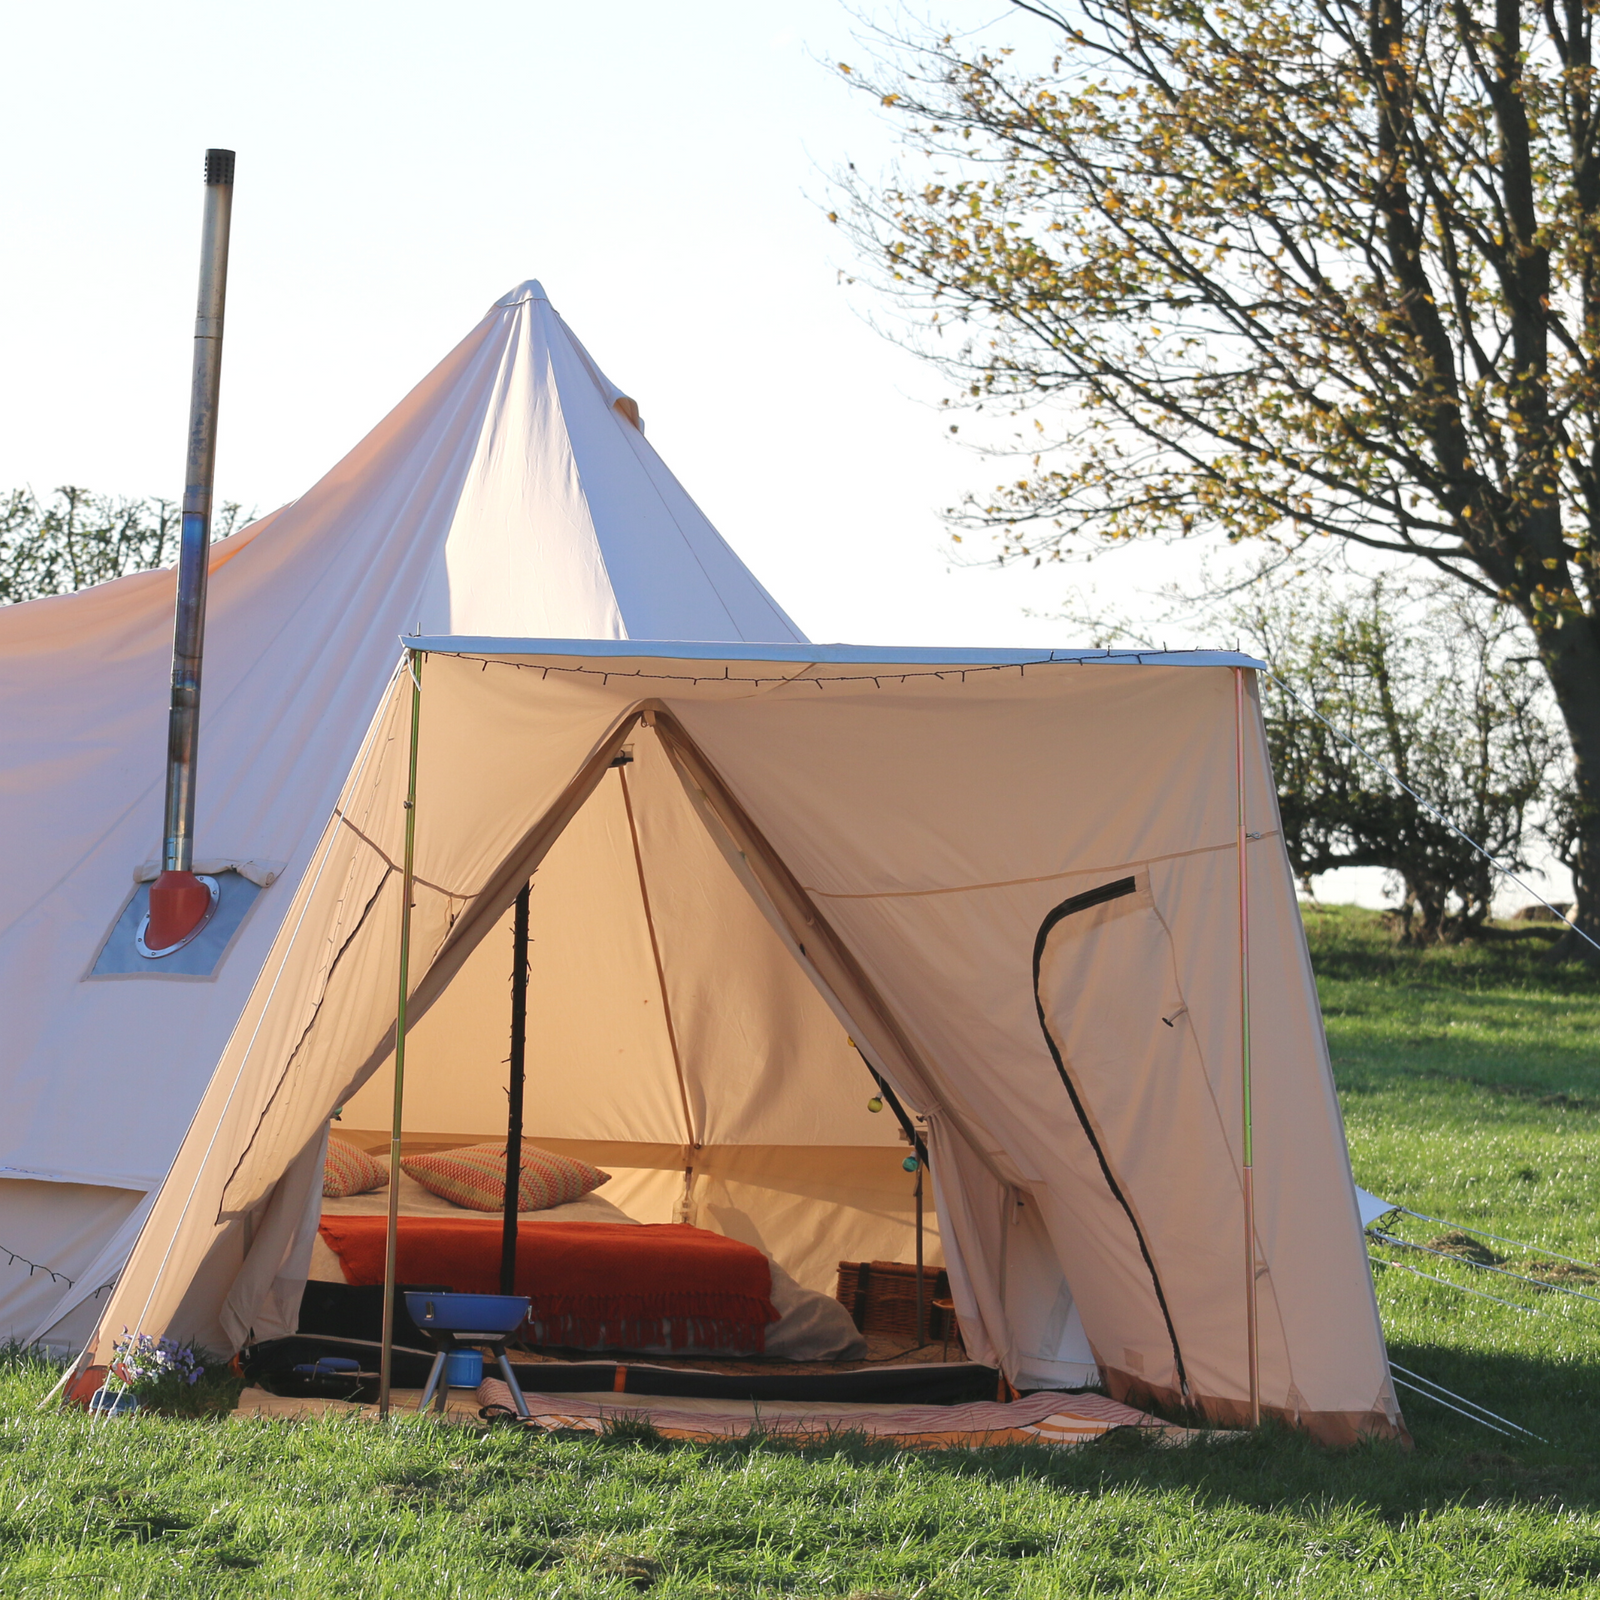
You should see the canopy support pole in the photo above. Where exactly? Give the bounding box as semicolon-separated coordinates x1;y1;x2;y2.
914;1160;926;1345
500;882;530;1295
378;650;424;1419
1235;666;1260;1428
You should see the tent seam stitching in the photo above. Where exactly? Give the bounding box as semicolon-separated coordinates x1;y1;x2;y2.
801;835;1281;902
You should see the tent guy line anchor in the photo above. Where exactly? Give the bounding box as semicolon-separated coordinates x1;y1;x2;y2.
1388;1209;1600;1273
1370;1231;1600;1305
1388;1362;1547;1441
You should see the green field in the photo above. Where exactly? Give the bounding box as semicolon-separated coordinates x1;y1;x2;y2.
3;905;1599;1598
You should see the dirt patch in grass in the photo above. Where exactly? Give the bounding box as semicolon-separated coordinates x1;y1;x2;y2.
1426;1231;1506;1265
1520;1260;1600;1286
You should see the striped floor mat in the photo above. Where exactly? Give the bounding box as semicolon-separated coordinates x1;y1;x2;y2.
474;1379;1208;1448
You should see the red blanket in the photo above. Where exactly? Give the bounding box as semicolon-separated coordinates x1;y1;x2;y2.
316;1217;779;1353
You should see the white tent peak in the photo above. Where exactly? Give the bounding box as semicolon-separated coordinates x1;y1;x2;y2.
0;278;807;1347
495;279;550;306
488;279;634;424
405;278;804;643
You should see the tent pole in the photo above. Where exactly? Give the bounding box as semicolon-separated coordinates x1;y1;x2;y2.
914;1160;926;1345
501;882;530;1295
1235;666;1261;1429
378;650;424;1420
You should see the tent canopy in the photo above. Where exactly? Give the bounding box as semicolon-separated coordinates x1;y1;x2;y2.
0;280;801;1343
92;638;1403;1445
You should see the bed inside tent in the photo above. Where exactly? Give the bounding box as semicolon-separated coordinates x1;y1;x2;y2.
287;724;950;1387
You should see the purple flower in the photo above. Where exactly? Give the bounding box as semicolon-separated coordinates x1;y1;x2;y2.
110;1329;209;1390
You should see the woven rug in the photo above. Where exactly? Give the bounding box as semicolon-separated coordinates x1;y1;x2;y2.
475;1378;1206;1447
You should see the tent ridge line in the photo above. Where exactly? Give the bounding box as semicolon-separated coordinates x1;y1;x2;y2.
647;710;1007;1193
800;833;1283;903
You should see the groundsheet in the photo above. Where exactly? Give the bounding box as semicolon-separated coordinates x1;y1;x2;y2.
475;1378;1206;1448
231;1386;483;1423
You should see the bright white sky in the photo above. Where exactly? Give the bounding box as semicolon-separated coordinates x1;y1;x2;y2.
0;0;1103;649
0;0;1565;911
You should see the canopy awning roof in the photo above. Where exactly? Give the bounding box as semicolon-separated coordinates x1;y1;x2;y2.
402;636;1267;671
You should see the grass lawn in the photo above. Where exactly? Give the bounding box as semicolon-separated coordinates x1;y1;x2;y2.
4;905;1600;1597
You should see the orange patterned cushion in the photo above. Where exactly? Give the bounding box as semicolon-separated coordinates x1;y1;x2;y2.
323;1133;389;1198
401;1140;609;1212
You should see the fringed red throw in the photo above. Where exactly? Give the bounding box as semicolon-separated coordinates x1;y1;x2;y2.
316;1217;779;1353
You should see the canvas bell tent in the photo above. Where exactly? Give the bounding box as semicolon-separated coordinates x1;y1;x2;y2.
87;638;1405;1444
0;281;803;1347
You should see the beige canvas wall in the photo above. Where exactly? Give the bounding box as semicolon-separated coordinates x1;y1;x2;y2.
92;648;1399;1441
0;1178;144;1345
336;736;929;1291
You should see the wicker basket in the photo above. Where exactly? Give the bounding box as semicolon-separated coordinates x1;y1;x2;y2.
835;1260;953;1343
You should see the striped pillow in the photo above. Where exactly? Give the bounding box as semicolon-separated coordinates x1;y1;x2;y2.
323;1133;389;1198
402;1140;609;1213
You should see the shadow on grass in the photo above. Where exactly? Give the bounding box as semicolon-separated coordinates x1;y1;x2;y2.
1301;907;1592;991
1333;1049;1600;1107
676;1420;1599;1524
641;1343;1600;1523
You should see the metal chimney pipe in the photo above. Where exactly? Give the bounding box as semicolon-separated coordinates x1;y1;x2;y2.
145;149;235;955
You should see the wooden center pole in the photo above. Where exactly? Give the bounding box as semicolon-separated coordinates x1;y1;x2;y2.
914;1160;926;1346
501;883;530;1295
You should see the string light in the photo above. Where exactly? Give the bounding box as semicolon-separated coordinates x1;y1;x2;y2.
0;1242;73;1287
434;646;1239;690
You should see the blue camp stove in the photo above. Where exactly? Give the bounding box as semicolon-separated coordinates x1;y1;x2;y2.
405;1291;531;1417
